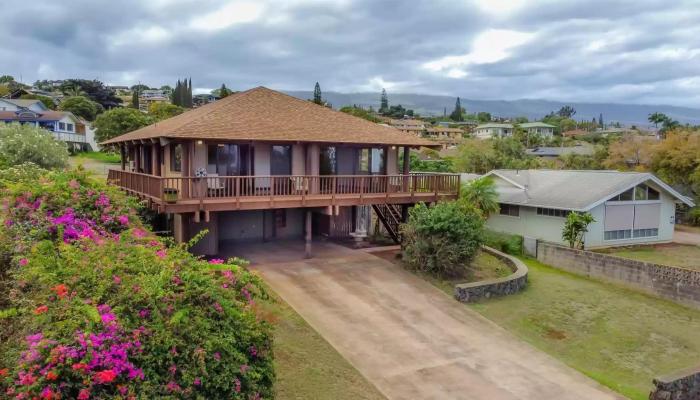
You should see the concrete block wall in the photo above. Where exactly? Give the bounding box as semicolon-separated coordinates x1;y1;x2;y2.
650;365;700;400
537;242;700;309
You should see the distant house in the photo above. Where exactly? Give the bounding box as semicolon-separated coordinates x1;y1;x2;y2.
525;144;594;159
0;107;94;151
518;122;556;138
390;118;425;135
425;126;463;149
193;94;218;107
138;89;169;112
484;169;694;249
0;98;48;113
474;123;513;139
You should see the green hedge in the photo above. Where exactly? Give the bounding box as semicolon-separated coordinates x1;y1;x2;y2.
482;229;523;256
0;167;274;399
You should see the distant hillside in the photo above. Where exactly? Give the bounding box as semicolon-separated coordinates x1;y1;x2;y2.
284;90;700;127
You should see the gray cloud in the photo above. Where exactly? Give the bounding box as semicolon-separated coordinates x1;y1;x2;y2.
2;0;700;107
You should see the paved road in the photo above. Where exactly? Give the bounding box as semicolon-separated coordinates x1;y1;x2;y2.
252;243;624;400
674;228;700;246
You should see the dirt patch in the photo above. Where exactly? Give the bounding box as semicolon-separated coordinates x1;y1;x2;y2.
545;328;567;340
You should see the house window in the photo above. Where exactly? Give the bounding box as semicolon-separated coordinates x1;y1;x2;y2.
537;207;570;218
609;185;660;202
66;123;74;132
271;145;292;175
58;122;66;131
499;203;520;217
357;148;370;173
371;148;385;174
207;144;218;174
170;144;182;172
604;229;632;240
320;146;337;175
633;228;658;238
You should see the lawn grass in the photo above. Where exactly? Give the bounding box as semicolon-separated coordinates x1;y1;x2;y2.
259;291;385;400
75;151;121;163
373;249;511;294
69;152;120;179
598;243;700;270
467;257;700;400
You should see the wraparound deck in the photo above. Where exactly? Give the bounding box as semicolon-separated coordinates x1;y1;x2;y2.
107;170;460;213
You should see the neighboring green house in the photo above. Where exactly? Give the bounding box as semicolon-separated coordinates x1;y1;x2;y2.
518;122;556;138
474;123;513;139
482;169;694;249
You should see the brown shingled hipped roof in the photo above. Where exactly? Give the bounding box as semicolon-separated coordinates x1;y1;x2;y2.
103;87;436;147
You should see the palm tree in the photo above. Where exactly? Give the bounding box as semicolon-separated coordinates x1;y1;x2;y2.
63;84;85;97
460;176;500;217
648;112;667;128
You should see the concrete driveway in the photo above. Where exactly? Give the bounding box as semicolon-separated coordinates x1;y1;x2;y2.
251;242;623;400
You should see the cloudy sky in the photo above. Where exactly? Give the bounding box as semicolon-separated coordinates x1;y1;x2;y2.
3;0;700;107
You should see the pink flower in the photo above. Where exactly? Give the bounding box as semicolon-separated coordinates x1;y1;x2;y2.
193;377;201;386
213;302;223;313
77;389;90;400
68;179;80;189
40;386;55;399
240;364;249;373
132;228;146;238
156;249;167;259
117;215;129;226
234;378;241;393
19;258;28;266
213;352;221;361
138;308;150;319
209;258;224;264
113;275;121;285
165;381;181;392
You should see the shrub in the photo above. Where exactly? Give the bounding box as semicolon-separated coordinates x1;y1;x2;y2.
0;123;69;169
59;96;102;121
94;108;153;143
0;170;274;399
482;229;523;256
401;202;484;278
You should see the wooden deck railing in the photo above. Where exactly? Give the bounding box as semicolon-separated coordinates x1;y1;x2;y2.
107;170;460;206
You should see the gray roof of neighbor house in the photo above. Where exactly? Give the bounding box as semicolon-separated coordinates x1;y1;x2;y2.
0;99;45;109
484;169;694;210
476;123;513;129
519;122;556;128
103;87;436;147
525;145;594;157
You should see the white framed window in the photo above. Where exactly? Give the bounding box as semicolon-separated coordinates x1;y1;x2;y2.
537;207;571;218
604;229;632;240
499;203;520;217
66;123;74;132
633;228;658;238
58;122;66;131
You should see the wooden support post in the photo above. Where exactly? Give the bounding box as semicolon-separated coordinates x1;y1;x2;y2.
151;143;159;176
120;145;126;171
402;146;410;192
304;210;312;258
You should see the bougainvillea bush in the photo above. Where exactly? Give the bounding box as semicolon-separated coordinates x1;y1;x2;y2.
0;166;274;399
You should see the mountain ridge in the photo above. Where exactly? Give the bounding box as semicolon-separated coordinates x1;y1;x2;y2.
283;90;700;127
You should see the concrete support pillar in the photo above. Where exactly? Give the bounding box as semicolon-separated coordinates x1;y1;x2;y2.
304;210;312;258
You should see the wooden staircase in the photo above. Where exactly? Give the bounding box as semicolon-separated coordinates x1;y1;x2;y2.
372;204;403;243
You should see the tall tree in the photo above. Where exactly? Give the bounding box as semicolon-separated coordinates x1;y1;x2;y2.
459;176;499;217
557;105;576;118
313;82;322;105
187;78;193;108
93;108;153;143
58;79;121;108
131;89;140;109
219;83;231;98
379;88;389;114
648;112;667;128
598;113;604;128
450;97;464;121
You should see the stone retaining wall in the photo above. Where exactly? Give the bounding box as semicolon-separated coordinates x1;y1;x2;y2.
454;246;528;303
536;242;700;309
650;365;700;400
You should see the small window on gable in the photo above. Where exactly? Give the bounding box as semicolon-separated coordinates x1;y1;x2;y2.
648;187;660;200
58;122;66;130
618;188;633;201
634;185;648;201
